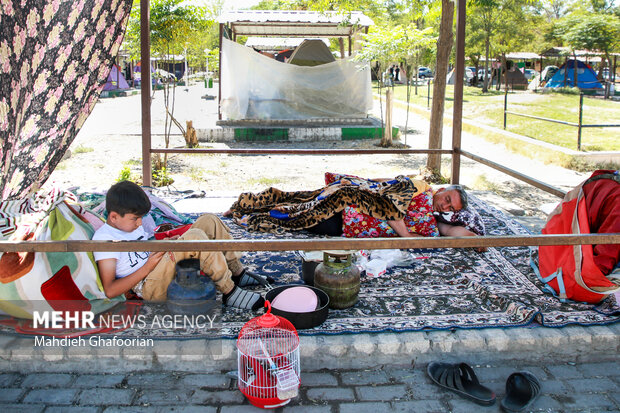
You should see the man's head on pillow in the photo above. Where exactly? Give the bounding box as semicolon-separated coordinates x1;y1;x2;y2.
433;185;468;213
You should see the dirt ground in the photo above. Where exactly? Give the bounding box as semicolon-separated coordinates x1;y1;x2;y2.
48;83;589;226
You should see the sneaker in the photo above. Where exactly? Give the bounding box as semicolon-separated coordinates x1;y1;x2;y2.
233;269;275;287
223;286;264;311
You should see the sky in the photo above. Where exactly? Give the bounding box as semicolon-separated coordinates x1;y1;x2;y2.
223;0;262;10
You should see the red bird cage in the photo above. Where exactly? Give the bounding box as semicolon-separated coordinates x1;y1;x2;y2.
237;301;301;409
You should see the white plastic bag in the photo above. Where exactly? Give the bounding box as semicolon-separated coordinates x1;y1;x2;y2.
370;249;415;268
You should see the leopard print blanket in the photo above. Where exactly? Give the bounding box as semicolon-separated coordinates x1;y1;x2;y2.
228;175;424;233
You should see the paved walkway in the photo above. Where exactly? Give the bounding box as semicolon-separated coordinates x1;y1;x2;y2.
2;361;619;412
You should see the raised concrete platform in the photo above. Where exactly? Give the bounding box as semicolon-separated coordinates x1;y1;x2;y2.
198;116;399;143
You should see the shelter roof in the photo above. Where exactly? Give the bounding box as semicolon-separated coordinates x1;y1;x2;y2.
245;37;329;51
505;52;540;60
217;10;373;37
540;47;619;57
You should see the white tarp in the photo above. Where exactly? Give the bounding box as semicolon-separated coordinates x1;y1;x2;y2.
221;38;372;120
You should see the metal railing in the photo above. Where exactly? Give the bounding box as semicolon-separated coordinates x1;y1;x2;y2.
504;91;620;150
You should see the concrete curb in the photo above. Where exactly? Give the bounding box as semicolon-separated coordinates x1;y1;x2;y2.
2;324;617;373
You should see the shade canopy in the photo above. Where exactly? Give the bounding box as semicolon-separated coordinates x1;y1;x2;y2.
217;10;373;37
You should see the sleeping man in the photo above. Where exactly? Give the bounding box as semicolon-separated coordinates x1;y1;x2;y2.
224;173;485;243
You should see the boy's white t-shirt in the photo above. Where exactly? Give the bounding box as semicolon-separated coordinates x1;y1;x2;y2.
92;223;150;278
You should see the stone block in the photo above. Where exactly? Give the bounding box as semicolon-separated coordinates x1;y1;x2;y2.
377;334;402;356
70;374;125;388
339;402;389;413
0;373;20;387
278;406;332;413
306;387;355;401
566;377;619;393
45;407;100;413
354;384;408;401
577;361;620;377
191;389;246;404
77;388;135;406
0;388;24;403
341;370;390;386
351;336;377;356
22;388;78;404
299;372;338;387
558;393;617;410
547;363;586;379
400;332;431;357
179;373;229;389
22;373;74;388
428;330;459;353
126;373;180;389
479;329;511;353
391;400;447;412
135;389;192;405
0;404;44;413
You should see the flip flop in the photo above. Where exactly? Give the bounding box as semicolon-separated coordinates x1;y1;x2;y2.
427;362;496;406
501;371;541;412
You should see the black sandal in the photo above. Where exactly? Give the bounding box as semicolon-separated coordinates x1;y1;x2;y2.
427;362;496;406
501;371;541;412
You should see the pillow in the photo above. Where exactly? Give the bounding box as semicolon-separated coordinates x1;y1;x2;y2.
434;207;486;236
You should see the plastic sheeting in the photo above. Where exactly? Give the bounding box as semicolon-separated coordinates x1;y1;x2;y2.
221;39;372;120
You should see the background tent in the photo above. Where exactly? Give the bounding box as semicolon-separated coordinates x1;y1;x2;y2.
446;69;471;85
288;39;336;67
501;68;529;90
103;64;130;91
546;60;602;89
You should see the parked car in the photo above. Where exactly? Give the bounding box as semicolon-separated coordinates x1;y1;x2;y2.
601;68;615;81
418;67;434;79
466;66;477;79
477;68;492;82
523;69;538;81
464;67;475;85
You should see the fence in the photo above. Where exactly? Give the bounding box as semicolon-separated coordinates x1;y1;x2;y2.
504;90;620;150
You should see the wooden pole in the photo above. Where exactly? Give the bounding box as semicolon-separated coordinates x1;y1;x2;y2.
140;0;152;187
217;23;224;120
451;0;466;185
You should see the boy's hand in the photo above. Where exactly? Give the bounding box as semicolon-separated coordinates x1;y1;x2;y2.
146;251;165;271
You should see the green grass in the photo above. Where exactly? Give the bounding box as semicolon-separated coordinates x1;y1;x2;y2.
379;83;620;151
73;145;94;154
247;177;283;186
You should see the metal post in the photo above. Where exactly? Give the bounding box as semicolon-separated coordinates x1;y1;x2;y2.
140;0;152;187
503;87;508;129
451;0;466;185
578;93;583;151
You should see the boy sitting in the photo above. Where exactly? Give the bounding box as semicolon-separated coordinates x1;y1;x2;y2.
92;181;269;310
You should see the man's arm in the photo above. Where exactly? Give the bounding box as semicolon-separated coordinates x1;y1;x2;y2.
387;219;423;238
438;223;486;252
97;252;165;299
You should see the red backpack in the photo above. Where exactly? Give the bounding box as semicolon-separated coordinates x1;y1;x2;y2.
534;171;620;303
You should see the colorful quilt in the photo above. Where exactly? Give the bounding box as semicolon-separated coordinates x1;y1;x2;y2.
0;187;123;318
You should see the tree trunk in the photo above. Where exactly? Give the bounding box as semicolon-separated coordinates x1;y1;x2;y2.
382;88;393;147
483;37;490;93
427;0;454;173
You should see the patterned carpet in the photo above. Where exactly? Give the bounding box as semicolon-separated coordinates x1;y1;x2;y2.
211;194;619;337
1;195;618;339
